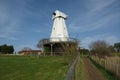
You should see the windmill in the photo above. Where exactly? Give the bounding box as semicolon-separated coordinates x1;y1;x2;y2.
38;10;77;56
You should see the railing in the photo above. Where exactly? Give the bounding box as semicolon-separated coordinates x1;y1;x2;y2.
38;38;50;47
66;54;79;80
39;37;77;47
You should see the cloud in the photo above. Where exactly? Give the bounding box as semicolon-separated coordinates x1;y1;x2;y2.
0;34;17;40
0;1;23;40
69;13;120;33
68;0;119;33
0;15;20;40
0;0;47;40
68;0;120;49
84;0;115;12
15;44;38;52
81;33;118;49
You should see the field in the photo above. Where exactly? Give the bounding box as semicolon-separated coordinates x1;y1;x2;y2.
0;55;69;80
1;54;119;80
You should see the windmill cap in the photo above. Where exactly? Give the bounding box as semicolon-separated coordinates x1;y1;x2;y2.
52;10;68;20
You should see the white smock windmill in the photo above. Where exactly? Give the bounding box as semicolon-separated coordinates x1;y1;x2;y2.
50;10;69;42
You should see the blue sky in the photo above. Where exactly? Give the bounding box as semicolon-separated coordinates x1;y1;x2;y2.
0;0;120;52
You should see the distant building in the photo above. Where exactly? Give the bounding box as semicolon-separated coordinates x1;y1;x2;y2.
18;50;42;56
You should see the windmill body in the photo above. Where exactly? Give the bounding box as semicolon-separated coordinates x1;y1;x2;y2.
50;10;69;42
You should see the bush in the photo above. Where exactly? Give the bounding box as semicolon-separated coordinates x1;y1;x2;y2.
89;40;113;57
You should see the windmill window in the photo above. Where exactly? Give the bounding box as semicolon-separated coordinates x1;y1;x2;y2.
53;12;56;16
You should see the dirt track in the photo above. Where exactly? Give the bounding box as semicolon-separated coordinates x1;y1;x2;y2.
81;58;107;80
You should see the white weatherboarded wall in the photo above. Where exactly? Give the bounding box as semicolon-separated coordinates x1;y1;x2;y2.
50;10;69;42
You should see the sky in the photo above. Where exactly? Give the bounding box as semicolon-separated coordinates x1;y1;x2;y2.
0;0;120;52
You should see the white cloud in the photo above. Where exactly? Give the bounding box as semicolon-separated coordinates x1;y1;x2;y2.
81;34;118;49
0;16;20;40
69;13;120;33
0;1;22;40
0;34;17;40
0;0;42;40
15;44;38;52
84;0;115;12
68;0;119;33
68;0;120;49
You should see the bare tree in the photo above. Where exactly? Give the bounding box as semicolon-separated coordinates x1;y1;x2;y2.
89;40;112;57
60;39;79;65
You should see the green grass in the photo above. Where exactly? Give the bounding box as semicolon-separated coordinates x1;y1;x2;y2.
117;53;120;57
0;55;69;80
75;56;82;80
113;53;120;57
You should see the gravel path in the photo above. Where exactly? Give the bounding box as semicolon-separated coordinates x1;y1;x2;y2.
81;58;107;80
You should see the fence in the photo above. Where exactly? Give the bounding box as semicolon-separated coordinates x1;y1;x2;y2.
91;56;120;78
66;54;79;80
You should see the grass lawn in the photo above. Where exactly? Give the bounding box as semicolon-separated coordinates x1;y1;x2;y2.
0;55;69;80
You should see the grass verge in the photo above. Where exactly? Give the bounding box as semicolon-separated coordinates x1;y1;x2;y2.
89;57;119;80
75;56;82;80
